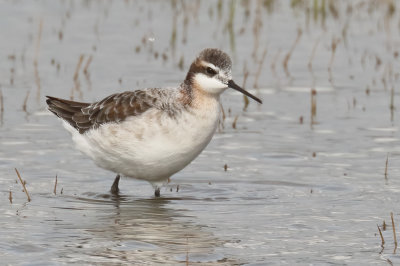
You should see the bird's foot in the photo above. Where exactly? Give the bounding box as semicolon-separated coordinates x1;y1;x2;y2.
111;174;120;195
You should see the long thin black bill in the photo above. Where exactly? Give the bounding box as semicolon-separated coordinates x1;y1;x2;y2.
228;80;262;104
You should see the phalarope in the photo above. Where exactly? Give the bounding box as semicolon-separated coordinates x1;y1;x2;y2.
46;48;262;197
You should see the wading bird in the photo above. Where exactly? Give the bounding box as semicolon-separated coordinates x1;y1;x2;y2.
47;48;262;197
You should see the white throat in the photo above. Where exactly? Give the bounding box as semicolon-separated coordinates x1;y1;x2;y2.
193;73;228;94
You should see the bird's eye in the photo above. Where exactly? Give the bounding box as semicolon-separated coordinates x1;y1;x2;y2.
206;67;217;76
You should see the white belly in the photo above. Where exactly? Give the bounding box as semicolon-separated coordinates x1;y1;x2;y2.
67;104;220;183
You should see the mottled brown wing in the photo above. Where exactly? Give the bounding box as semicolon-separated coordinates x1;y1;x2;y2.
46;90;157;134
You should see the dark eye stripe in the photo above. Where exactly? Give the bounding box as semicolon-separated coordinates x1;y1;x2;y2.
206;67;217;76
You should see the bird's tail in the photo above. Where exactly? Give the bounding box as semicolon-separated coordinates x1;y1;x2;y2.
46;96;90;128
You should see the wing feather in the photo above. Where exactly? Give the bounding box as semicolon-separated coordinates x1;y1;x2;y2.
46;90;158;134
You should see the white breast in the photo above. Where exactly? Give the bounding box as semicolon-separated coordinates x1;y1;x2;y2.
67;98;220;183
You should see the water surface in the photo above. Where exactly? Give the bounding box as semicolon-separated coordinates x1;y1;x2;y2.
1;1;400;265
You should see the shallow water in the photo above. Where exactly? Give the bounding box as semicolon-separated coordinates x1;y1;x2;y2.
1;0;400;265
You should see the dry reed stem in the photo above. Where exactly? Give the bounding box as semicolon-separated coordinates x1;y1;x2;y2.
283;28;302;77
71;55;85;100
308;37;321;71
170;12;178;57
73;55;85;81
378;224;385;247
34;19;43;101
15;168;31;202
226;0;236;52
390;86;394;121
253;48;267;89
83;55;93;75
34;65;40;98
251;0;262;60
219;103;226;130
385;153;389;180
391;212;397;252
34;20;43;60
182;10;189;44
83;56;93;91
10;68;14;86
328;37;340;83
22;90;30;113
9;190;12;204
178;55;184;70
70;80;82;100
232;115;239;129
54;175;58;195
311;89;317;126
242;62;250;111
270;49;281;74
361;50;367;69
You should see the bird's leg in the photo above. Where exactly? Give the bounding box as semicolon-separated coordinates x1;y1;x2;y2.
111;174;120;195
154;187;161;197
